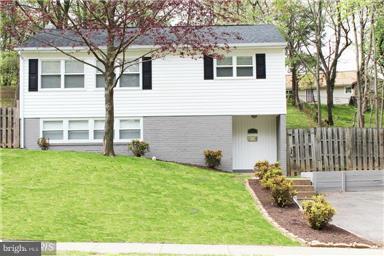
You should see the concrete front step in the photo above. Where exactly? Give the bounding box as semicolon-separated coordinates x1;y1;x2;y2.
296;191;316;200
289;178;312;186
293;185;315;192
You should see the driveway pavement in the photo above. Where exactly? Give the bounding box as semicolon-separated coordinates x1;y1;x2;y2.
325;191;384;245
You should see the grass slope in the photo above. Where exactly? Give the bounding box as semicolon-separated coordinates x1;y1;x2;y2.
287;104;316;129
0;149;296;245
287;103;383;128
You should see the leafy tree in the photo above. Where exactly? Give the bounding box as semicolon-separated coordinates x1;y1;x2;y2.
3;0;240;156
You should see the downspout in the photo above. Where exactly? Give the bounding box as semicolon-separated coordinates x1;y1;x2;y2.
18;52;24;148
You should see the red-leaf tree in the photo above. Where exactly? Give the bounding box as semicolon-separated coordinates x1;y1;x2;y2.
2;0;240;156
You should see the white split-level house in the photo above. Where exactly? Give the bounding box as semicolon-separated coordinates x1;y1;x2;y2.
16;25;287;172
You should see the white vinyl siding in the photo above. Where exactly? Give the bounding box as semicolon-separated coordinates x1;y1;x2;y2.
22;48;286;118
40;118;142;144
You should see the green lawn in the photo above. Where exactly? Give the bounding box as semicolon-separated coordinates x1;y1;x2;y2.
0;149;297;245
286;104;316;128
287;103;383;128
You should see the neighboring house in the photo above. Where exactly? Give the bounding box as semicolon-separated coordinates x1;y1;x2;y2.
286;71;357;105
16;25;287;172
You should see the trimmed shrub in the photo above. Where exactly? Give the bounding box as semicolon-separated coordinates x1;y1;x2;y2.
204;149;222;168
128;140;150;157
37;137;49;150
254;160;270;179
302;195;336;230
260;168;283;189
254;161;280;179
270;176;296;207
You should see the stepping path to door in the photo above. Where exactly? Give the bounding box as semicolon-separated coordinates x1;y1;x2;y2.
57;242;383;256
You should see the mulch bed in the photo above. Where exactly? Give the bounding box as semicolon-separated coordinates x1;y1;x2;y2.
248;179;376;246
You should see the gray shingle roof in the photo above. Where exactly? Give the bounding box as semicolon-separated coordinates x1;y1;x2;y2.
19;24;285;48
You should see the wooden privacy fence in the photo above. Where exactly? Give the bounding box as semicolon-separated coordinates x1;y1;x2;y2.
0;105;19;148
287;128;384;175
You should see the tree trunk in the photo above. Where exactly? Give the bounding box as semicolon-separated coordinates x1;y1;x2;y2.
291;65;301;109
103;68;116;156
326;79;334;126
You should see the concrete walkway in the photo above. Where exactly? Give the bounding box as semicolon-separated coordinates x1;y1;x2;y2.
57;242;384;256
325;191;384;244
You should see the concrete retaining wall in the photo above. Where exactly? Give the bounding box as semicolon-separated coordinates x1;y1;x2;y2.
302;171;384;192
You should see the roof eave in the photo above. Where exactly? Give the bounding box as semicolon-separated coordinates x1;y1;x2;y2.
15;42;286;52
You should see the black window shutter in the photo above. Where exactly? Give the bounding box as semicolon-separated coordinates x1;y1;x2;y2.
29;59;38;91
203;55;213;80
256;54;266;79
142;57;152;90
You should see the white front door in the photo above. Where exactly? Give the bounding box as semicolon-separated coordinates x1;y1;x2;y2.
232;115;277;170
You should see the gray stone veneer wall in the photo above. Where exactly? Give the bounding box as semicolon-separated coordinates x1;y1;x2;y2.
24;116;233;171
276;114;287;174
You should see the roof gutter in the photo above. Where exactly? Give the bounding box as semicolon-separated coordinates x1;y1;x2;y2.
15;42;286;52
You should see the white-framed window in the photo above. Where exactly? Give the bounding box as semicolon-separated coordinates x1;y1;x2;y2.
40;118;142;143
68;120;89;140
64;60;84;88
216;57;233;77
215;56;254;78
93;119;105;140
118;119;141;140
96;61;106;88
42;120;64;140
40;59;84;89
345;86;352;94
236;56;253;77
41;61;61;88
119;59;141;88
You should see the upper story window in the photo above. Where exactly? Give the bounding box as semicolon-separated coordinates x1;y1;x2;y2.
216;57;233;77
120;59;140;88
96;61;106;88
236;56;253;77
41;61;61;88
215;56;254;78
65;60;84;88
40;60;84;89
